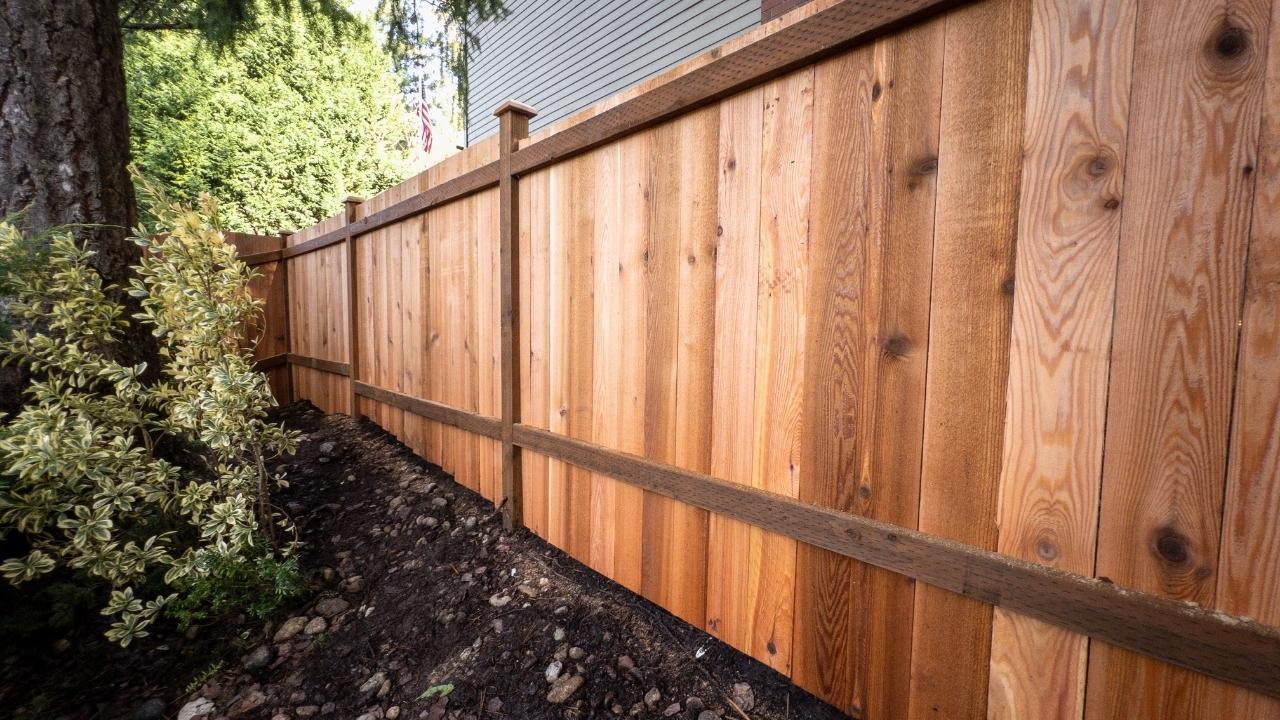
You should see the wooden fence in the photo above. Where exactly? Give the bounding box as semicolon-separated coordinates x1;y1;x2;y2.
233;0;1280;717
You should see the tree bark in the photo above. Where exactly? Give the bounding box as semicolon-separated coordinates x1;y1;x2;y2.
0;0;157;399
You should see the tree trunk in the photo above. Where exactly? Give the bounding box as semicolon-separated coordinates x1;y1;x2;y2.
0;0;157;403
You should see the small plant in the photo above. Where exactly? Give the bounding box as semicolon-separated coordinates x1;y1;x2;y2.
0;176;299;646
166;554;305;630
183;659;225;696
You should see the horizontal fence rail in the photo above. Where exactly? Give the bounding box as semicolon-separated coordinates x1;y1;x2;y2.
237;0;1280;716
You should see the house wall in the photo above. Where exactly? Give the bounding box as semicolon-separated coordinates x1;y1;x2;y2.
465;0;761;143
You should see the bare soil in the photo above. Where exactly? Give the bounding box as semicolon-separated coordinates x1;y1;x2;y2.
0;402;850;720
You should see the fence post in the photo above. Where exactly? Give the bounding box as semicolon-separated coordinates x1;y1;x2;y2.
495;100;537;531
343;196;364;418
278;230;294;404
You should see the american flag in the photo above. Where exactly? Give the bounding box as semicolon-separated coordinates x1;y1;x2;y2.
415;96;433;154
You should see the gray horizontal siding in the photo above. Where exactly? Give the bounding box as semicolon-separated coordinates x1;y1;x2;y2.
466;0;761;143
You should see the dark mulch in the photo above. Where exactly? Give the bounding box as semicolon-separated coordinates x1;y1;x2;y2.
0;401;850;720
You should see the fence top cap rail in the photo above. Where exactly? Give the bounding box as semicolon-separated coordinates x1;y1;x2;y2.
492;99;538;118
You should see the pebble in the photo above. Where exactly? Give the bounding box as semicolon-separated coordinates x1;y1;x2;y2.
730;682;755;712
568;646;585;660
488;594;512;608
485;698;504;713
177;698;215;720
644;688;662;708
553;627;566;641
271;714;290;720
617;655;635;672
685;697;705;713
662;703;682;717
386;706;401;719
273;616;308;642
295;706;319;717
545;660;563;683
52;638;71;653
342;575;365;593
132;698;165;720
430;497;448;508
319;441;336;455
303;616;328;635
242;645;273;673
697;712;719;720
546;674;585;704
230;689;266;715
359;671;387;697
314;597;350;617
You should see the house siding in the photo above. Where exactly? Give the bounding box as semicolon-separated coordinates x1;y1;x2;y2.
466;0;761;143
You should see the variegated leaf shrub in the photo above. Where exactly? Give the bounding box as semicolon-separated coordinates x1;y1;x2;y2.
0;177;298;646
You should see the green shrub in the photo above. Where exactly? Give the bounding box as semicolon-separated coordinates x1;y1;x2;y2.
167;553;305;630
0;177;298;646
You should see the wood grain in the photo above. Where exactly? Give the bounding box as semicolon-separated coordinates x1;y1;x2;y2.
705;85;764;662
640;106;719;626
985;0;1135;718
1086;0;1272;717
907;0;1030;717
1202;6;1280;714
511;421;1280;701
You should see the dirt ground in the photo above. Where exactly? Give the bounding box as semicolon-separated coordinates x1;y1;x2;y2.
0;402;850;720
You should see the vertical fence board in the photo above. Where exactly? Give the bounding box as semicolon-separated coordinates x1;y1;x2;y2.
746;66;814;674
640;106;719;626
984;1;1134;717
705;85;764;663
1085;0;1272;717
907;1;1030;718
520;167;553;536
1205;9;1280;715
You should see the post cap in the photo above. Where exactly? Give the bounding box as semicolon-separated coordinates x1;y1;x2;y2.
492;100;538;118
343;196;364;206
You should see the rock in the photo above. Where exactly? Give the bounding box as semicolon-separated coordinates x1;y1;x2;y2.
52;638;71;653
516;583;537;597
271;714;290;720
485;698;503;713
319;441;336;455
289;690;307;704
342;575;366;593
685;697;705;713
430;497;447;508
697;712;719;720
303;616;328;635
177;698;216;720
568;646;585;660
730;682;755;712
359;671;387;699
274;616;308;642
552;627;566;641
242;645;273;673
314;597;350;617
133;698;166;720
320;702;335;715
662;702;682;717
545;660;563;683
386;706;401;719
229;689;266;716
295;706;319;717
546;674;585;704
488;594;512;608
617;655;635;673
354;714;378;720
644;688;661;708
